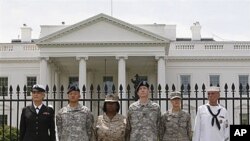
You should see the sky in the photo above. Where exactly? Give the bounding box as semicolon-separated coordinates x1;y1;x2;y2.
0;0;250;43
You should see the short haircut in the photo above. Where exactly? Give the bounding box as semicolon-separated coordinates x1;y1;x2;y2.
102;102;120;113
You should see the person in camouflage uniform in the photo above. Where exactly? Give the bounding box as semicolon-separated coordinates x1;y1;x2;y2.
56;84;94;141
126;81;161;141
95;94;126;141
160;91;192;141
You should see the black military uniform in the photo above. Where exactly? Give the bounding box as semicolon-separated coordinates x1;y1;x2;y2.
20;84;56;141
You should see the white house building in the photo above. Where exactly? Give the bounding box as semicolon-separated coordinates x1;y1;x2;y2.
1;13;250;127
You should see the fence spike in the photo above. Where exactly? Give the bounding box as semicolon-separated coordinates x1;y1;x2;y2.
232;83;235;90
158;84;161;91
104;83;108;93
187;84;191;90
119;84;123;91
60;85;64;92
165;84;169;91
181;84;184;91
172;84;176;91
97;85;101;92
9;85;13;92
53;84;56;92
195;83;198;91
112;84;115;92
239;83;243;89
202;83;205;90
23;85;27;92
16;85;20;92
150;84;154;91
224;83;228;90
82;85;86;92
127;84;130;91
46;85;49;92
90;84;94;91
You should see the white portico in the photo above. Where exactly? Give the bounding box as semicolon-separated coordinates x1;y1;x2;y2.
35;14;169;112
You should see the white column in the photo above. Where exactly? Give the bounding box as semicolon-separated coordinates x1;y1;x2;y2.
50;64;55;91
156;56;166;112
39;57;49;86
54;68;60;111
47;62;52;93
50;63;58;92
117;56;127;90
86;71;93;109
55;68;60;92
116;56;128;116
55;69;60;93
77;56;88;93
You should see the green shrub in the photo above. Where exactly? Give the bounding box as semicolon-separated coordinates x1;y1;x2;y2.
0;125;19;141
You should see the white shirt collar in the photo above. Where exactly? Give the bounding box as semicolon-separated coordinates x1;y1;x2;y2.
33;103;43;109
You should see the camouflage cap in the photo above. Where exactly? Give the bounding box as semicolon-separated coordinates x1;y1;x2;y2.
170;91;181;100
104;94;119;102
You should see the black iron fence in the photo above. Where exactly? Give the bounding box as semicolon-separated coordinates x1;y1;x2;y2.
0;83;250;140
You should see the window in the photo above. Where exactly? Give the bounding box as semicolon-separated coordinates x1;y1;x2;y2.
180;75;190;95
103;76;113;93
69;77;79;87
210;75;220;86
241;113;249;125
0;115;7;126
239;75;249;95
0;77;8;96
27;77;37;96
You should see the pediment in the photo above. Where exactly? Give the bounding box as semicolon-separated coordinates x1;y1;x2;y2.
36;13;169;44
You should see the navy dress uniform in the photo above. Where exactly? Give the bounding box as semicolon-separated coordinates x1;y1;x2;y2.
192;86;229;141
20;84;56;141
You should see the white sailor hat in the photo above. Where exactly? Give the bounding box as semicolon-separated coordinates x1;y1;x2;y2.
207;86;220;92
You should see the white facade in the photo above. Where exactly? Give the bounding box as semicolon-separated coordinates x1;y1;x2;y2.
1;13;250;127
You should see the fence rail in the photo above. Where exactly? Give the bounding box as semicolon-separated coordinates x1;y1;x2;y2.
1;83;250;141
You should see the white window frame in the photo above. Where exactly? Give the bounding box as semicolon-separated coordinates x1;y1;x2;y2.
209;75;220;87
103;76;114;94
239;75;249;95
69;76;79;86
0;115;7;125
241;113;249;125
180;75;191;95
0;77;8;96
27;76;37;96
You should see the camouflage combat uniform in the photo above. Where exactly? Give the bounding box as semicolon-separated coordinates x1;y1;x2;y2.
126;100;161;141
95;113;126;141
56;104;94;141
160;109;192;141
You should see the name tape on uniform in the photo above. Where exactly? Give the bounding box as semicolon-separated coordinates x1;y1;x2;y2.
230;125;250;141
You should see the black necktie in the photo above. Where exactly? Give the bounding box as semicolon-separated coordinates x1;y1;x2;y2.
36;107;39;114
206;105;221;130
